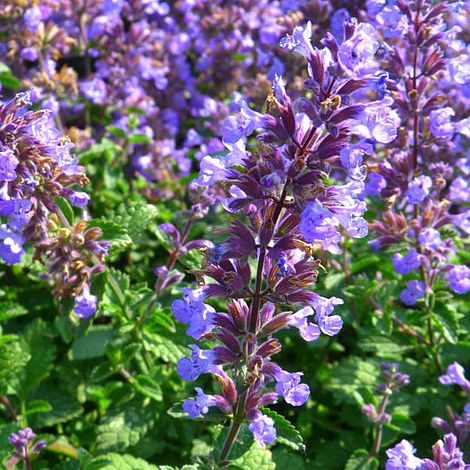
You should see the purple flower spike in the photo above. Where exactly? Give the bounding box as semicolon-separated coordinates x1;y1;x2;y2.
399;280;425;306
248;411;276;447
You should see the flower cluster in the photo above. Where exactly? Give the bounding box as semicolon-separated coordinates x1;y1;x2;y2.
8;427;46;468
431;363;470;455
0;0;370;201
0;92;106;317
173;16;397;454
386;433;468;469
364;0;470;306
386;362;470;469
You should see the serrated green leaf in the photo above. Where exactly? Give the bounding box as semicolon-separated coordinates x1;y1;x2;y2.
344;449;379;470
56;196;75;225
143;332;188;364
107;125;127;139
0;338;29;395
358;335;411;358
89;220;132;255
18;319;57;398
261;408;304;451
128;133;152;144
70;325;114;360
230;442;275;470
432;303;462;344
0;72;21;89
29;385;83;427
386;413;416;435
92;453;160;470
113;201;158;241
96;401;157;453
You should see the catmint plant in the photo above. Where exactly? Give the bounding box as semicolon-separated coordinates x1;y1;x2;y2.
0;92;106;317
172;16;397;463
364;0;470;370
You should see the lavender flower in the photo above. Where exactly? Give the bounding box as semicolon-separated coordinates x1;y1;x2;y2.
248;412;277;447
392;249;421;275
182;387;218;419
446;266;470;295
406;176;432;204
439;362;470;394
74;283;98;318
386;434;468;469
385;439;424;470
9;427;46;466
400;280;426;306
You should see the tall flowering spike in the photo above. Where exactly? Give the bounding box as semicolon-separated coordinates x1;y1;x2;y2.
173;16;393;461
0;92;107;315
365;0;470;322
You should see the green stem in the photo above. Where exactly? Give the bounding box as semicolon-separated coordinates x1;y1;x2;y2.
217;392;247;465
371;394;389;457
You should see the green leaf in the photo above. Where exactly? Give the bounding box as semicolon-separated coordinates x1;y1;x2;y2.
56;196;75;225
29;385;82;427
89;220;132;255
18;319;57;398
386;413;416;435
128;133;152;144
344;449;379;470
0;72;21;89
230;442;276;470
70;325;114;360
143;332;188;364
0;301;28;322
133;375;162;401
25;399;52;415
261;409;304;451
92;453;160;470
213;424;253;462
107;125;127;139
272;448;307;470
96;401;157;453
432;303;462;344
113;201;158;241
358;335;411;358
0;338;29;395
